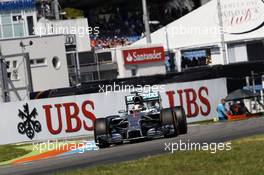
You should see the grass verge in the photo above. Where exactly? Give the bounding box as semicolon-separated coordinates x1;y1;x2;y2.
54;134;264;175
0;145;31;163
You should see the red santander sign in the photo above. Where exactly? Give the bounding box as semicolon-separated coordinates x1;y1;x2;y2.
123;46;165;65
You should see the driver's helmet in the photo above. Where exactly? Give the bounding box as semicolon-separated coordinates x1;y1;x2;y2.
133;104;141;111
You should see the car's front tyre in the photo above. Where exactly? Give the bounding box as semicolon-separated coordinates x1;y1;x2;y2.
161;108;179;137
94;118;110;148
174;106;188;135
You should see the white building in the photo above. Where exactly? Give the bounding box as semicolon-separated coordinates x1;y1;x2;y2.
0;1;37;39
35;18;91;52
35;17;94;85
133;0;264;71
0;0;92;102
0;35;70;101
114;45;166;78
91;44;166;79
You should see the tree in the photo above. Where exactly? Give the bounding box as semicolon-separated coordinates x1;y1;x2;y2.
63;7;84;19
164;0;195;15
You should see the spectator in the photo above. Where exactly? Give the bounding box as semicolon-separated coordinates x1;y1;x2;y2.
181;55;211;70
217;98;228;121
238;100;249;115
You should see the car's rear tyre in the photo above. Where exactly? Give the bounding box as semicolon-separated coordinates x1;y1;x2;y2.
161;108;179;137
94;118;110;148
174;106;188;134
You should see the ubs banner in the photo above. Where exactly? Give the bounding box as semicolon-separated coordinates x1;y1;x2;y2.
0;78;227;145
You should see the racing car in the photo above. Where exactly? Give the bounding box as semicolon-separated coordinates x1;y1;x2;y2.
93;91;187;148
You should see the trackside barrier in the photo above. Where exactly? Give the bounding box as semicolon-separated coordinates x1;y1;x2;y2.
0;78;227;145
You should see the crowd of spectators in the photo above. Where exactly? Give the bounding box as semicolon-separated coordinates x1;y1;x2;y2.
85;0;199;50
88;6;162;49
91;37;132;49
104;13;143;37
181;56;211;69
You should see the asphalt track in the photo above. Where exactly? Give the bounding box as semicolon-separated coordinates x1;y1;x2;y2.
1;117;264;175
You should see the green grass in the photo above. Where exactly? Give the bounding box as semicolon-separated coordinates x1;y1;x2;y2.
54;134;264;175
0;140;90;165
0;144;31;162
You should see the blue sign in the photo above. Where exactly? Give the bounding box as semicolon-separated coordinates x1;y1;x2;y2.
0;0;35;11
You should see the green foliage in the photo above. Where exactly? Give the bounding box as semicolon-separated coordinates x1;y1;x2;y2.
0;145;30;162
63;8;84;19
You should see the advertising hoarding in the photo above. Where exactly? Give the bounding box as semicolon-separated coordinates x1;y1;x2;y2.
123;46;165;65
0;78;227;145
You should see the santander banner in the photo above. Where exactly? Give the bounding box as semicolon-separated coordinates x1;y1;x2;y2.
0;78;227;145
123;46;165;65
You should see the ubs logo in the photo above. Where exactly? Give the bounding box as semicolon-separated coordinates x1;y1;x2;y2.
17;103;42;140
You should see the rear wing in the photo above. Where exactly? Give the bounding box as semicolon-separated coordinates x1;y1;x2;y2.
125;92;160;105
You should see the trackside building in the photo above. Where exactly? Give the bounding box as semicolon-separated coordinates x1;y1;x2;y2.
0;0;92;102
133;0;264;71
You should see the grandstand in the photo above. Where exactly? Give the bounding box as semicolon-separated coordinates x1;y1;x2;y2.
60;0;205;48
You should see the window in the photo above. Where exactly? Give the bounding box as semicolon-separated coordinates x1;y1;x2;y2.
11;70;19;81
7;72;11;79
52;56;61;70
2;24;13;38
1;13;13;38
5;61;10;69
0;12;26;38
1;13;11;24
26;16;34;36
65;35;76;45
131;69;137;76
36;58;45;64
66;53;75;67
13;60;18;69
247;41;264;62
98;52;112;63
12;14;24;37
14;23;24;37
81;73;94;82
12;15;22;22
30;58;47;67
181;49;212;69
78;52;95;65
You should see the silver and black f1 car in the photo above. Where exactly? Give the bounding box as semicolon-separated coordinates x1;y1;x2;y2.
94;91;187;148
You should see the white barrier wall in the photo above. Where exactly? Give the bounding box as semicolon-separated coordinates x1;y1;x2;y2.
0;78;227;145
